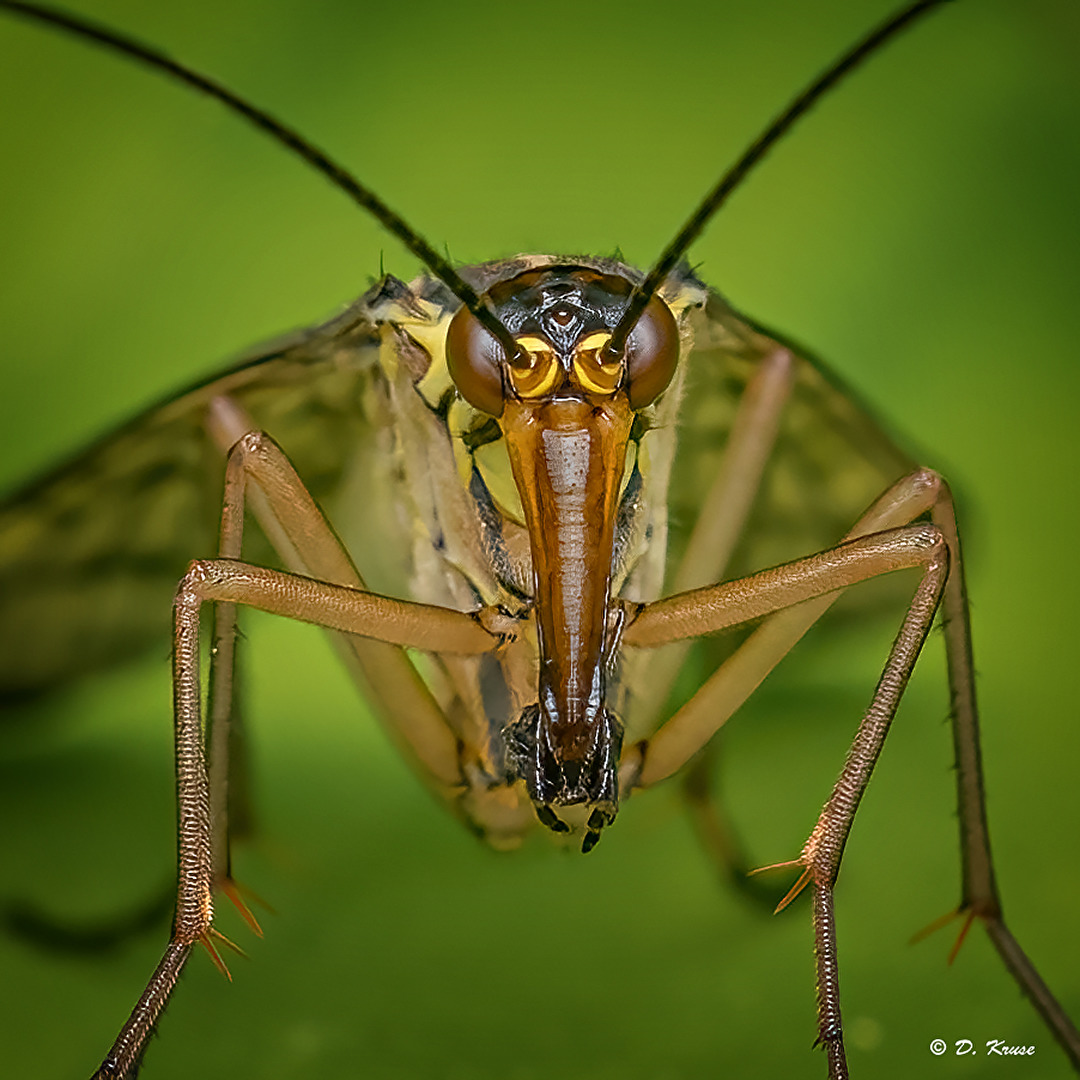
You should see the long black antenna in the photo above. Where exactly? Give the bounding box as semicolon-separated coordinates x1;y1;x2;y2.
0;0;523;360
607;0;954;358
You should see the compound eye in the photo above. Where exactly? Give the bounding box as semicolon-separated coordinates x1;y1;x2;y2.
572;332;622;395
623;296;679;409
446;305;507;416
507;335;561;400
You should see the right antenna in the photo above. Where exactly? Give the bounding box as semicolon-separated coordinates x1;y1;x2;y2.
607;0;954;358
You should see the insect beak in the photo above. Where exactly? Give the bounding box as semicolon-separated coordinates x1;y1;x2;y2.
499;391;633;849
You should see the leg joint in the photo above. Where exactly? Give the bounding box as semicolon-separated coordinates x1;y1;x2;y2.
176;558;223;608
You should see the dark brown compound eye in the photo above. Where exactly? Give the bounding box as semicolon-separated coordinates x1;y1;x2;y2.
622;295;679;409
446;304;509;417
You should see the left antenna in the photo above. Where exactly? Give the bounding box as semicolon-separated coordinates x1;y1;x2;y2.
0;0;521;358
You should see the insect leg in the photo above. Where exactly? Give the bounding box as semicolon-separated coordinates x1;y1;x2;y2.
658;464;938;903
206;399;502;790
204;411;479;899
93;408;505;1080
205;438;251;900
103;560;496;1075
90;578;218;1080
623;512;945;786
621;467;942;789
181;559;500;658
794;539;946;1080
931;489;1080;1069
625;507;948;1080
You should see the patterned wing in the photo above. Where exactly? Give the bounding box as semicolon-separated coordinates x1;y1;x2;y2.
0;286;400;697
622;284;920;736
672;288;916;578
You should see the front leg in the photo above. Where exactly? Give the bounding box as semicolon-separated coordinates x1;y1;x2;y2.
795;534;947;1079
625;507;948;1080
92;580;216;1080
91;403;505;1080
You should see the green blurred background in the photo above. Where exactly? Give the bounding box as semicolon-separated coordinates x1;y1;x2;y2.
0;1;1077;1077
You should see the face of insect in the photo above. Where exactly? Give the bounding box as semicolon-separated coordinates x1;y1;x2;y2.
446;264;680;841
0;2;1077;1079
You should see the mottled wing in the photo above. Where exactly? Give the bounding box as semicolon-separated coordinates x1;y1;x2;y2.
673;289;916;577
625;284;919;731
0;286;398;697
